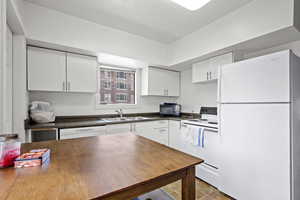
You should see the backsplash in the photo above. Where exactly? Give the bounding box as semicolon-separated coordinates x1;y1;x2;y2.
29;92;178;116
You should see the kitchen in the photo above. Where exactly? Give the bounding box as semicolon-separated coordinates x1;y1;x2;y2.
1;0;300;200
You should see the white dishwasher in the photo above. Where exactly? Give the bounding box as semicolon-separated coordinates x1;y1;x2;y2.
60;126;106;140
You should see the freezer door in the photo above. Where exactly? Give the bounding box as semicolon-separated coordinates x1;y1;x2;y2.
220;50;290;103
219;104;290;200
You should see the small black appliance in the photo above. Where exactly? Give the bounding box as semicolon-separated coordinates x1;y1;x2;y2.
159;103;181;117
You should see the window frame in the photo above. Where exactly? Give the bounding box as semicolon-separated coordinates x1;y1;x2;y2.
96;65;138;109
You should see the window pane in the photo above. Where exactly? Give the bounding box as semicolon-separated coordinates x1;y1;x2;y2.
97;67;135;104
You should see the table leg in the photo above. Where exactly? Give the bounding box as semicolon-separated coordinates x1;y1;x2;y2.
182;166;196;200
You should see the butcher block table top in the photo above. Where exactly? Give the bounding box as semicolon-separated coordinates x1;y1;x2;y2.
0;134;203;200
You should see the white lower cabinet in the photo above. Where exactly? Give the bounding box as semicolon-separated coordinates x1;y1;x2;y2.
60;126;106;140
169;120;182;150
105;124;132;135
133;120;169;145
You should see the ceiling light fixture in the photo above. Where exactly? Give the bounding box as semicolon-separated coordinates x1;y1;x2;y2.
170;0;211;11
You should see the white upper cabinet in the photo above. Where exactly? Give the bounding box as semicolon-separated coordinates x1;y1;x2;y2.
192;59;211;83
27;46;66;92
27;47;97;93
192;53;233;83
142;67;180;97
67;53;97;93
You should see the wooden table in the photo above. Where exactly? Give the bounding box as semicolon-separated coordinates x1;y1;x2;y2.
0;134;203;200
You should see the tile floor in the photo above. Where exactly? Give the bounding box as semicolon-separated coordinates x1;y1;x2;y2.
162;179;232;200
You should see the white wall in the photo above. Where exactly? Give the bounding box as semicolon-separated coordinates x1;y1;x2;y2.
243;40;300;59
295;0;300;32
0;0;7;133
7;0;26;34
178;69;218;113
13;35;28;142
168;0;294;66
28;69;178;116
23;2;169;66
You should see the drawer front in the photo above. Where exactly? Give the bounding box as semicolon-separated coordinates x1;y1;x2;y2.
60;126;106;135
136;120;168;129
152;120;169;128
106;124;132;135
196;164;219;188
60;126;106;140
155;127;168;134
60;131;101;140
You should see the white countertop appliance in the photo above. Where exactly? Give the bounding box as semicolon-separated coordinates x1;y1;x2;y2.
29;101;55;123
181;107;219;187
218;50;300;200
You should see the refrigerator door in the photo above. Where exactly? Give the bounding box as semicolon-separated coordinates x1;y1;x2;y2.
219;103;290;200
220;50;290;103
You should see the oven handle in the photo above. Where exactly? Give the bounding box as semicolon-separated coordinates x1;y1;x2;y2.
181;123;218;133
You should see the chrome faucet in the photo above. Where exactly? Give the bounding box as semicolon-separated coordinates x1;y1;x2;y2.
115;109;124;119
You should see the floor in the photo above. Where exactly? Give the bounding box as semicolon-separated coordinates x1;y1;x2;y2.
162;179;232;200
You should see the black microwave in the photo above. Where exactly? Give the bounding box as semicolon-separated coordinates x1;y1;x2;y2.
160;103;181;117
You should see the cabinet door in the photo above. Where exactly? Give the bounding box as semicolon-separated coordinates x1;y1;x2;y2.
106;124;132;135
169;120;182;150
134;122;154;140
148;67;165;96
164;70;180;96
209;53;233;81
146;67;180;97
134;121;169;145
28;47;66;92
66;53;97;93
192;59;210;83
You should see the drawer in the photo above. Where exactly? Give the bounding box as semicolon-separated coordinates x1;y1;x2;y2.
152;120;169;128
155;127;168;134
196;163;219;188
60;132;100;140
60;126;106;136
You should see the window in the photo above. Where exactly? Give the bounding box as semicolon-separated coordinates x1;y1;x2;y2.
103;81;111;89
116;81;127;89
117;72;126;79
116;94;128;103
97;66;136;105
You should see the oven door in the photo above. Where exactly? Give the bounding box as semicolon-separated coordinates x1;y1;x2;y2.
181;123;219;167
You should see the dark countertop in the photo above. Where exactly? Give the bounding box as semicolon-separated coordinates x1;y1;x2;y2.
27;113;198;130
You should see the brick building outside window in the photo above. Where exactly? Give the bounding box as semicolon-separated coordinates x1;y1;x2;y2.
97;67;135;104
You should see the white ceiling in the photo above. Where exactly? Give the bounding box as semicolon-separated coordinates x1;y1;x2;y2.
24;0;253;43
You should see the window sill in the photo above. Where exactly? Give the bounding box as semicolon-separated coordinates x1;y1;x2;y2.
95;104;139;110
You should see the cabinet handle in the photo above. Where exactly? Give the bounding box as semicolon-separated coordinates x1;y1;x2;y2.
67;82;71;91
164;89;168;96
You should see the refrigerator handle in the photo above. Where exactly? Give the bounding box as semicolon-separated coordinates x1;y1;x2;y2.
217;66;222;103
217;66;222;138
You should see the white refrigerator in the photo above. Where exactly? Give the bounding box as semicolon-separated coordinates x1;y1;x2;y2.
218;50;300;200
